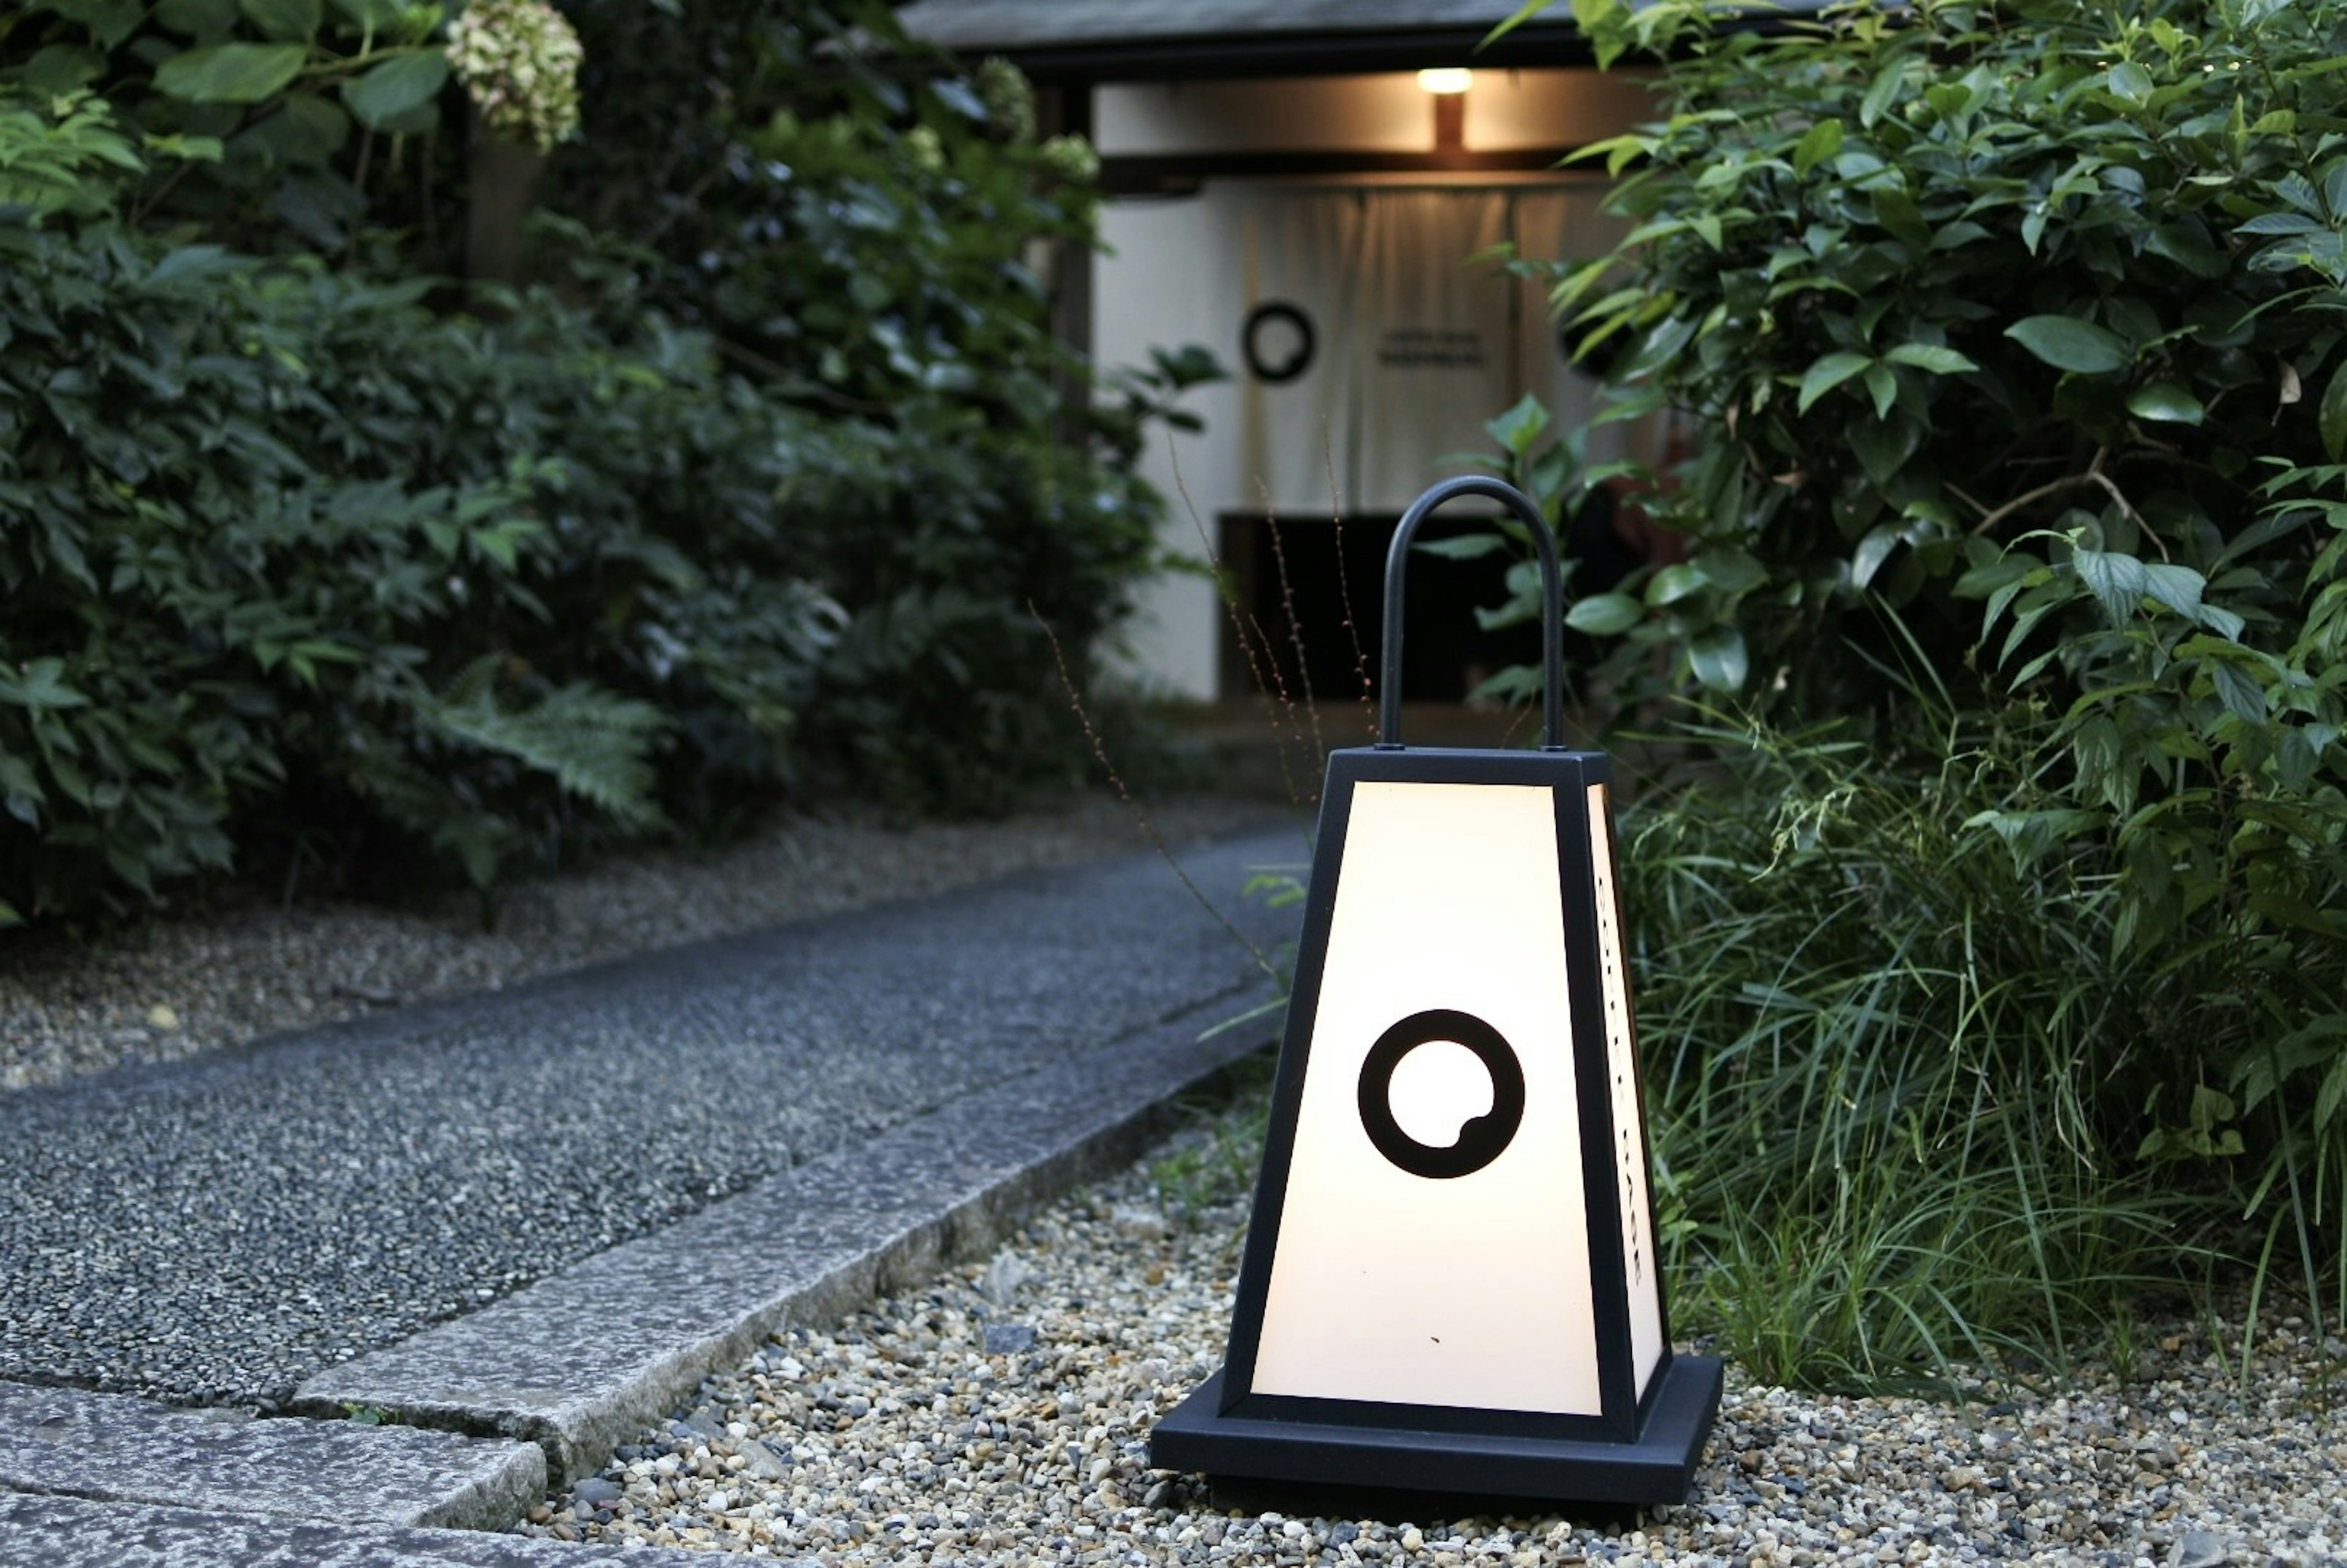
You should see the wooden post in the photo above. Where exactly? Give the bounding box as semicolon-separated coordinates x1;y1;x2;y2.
465;109;546;292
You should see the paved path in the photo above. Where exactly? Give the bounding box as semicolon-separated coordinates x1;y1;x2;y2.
0;824;1299;1558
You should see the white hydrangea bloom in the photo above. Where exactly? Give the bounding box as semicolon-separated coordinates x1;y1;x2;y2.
1038;133;1097;185
444;0;584;153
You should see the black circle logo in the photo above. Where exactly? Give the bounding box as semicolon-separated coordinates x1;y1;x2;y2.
1242;301;1315;384
1356;1009;1526;1179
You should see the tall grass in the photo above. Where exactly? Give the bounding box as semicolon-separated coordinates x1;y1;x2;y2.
1623;701;2210;1393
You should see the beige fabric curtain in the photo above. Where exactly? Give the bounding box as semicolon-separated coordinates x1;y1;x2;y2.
1230;183;1622;514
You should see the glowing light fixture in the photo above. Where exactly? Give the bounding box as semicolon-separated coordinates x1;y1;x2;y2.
1151;476;1722;1514
1417;67;1474;94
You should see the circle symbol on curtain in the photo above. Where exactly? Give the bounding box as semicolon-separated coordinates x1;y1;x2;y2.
1356;1008;1526;1179
1241;301;1315;384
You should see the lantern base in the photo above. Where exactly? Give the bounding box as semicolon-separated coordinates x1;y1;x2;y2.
1150;1355;1723;1515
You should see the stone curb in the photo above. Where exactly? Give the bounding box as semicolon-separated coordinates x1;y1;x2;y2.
0;1492;715;1567
0;1382;543;1531
294;981;1277;1514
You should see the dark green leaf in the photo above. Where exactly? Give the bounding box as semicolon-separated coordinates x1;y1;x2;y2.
238;0;321;40
2106;62;2153;105
1485;0;1560;48
1565;592;1644;635
1863;362;1898;420
2126;382;2205;425
1848;416;1918;489
2209;661;2269;723
1871;188;1929;250
1688;624;1749;691
1415;534;1511;561
1484;392;1551;458
1697;546;1767;593
2144;219;2229;278
326;0;406;29
23;45;107;94
145;244;241;287
1797;351;1873;414
341;50;449;130
1859;61;1903;128
2005;315;2129;375
238;90;350;164
45;0;144;46
1881;343;1978;375
928;78;987;122
2322;362;2347;461
2072;545;2147;626
1645;562;1705;605
2138;563;2204;621
1851;522;1905;590
1792;119;1843;177
155;43;310;104
2237;211;2322;235
157;0;241;35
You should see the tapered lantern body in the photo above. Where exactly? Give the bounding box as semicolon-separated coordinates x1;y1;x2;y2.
1150;477;1721;1513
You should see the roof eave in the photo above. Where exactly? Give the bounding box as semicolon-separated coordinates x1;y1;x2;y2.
957;24;1596;86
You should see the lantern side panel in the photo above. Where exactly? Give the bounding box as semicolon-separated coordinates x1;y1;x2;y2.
1250;780;1602;1415
1588;782;1664;1397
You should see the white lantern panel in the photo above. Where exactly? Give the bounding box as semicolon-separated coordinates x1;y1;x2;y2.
1587;782;1664;1397
1251;781;1601;1415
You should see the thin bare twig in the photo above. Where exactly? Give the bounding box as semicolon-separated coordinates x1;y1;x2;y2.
1323;481;1370;746
1257;482;1325;788
128;158;198;228
1245;610;1315;807
1168;432;1315;809
1029;603;1282;986
1967;447;2157;554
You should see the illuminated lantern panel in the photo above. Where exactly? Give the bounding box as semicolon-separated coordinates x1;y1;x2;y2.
1250;782;1600;1416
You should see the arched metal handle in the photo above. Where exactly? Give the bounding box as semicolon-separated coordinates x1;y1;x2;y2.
1378;475;1565;750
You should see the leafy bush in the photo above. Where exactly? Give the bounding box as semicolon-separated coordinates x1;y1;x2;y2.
0;0;1197;923
2;0;466;250
1462;0;2347;1374
0;90;850;921
1622;693;2203;1390
533;1;1177;811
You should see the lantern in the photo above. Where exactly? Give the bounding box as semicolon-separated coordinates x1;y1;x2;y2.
1150;475;1721;1512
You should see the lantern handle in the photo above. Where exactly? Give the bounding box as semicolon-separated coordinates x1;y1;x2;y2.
1378;475;1566;750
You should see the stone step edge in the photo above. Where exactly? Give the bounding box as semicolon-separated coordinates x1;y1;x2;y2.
293;982;1277;1519
0;1380;545;1533
0;1490;717;1568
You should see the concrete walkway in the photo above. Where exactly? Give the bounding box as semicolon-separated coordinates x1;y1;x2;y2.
0;824;1298;1562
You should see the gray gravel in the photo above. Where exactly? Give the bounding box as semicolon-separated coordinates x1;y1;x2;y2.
529;1103;2347;1566
0;810;1298;1412
0;796;1285;1092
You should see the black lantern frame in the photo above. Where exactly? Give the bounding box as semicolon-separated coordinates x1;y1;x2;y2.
1150;475;1722;1513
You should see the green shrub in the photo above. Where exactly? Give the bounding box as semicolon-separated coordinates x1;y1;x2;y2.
1;0;466;251
535;1;1177;812
0;0;1196;923
1459;0;2347;1372
1622;696;2203;1390
0;90;845;920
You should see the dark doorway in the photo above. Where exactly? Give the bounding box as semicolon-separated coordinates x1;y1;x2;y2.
1218;511;1544;710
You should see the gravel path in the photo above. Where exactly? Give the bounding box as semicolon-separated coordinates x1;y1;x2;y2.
0;794;1291;1093
0;818;1298;1412
523;1101;2347;1566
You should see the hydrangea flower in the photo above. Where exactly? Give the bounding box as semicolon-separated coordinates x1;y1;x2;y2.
975;56;1034;145
1038;134;1097;185
444;0;584;153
